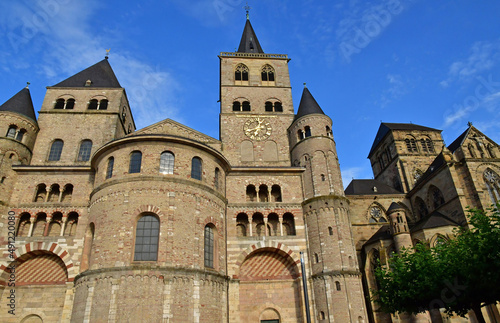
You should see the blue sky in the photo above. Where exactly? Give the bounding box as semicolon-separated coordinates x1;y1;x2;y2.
1;0;500;187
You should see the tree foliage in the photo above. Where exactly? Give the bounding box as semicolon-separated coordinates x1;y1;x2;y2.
373;204;500;323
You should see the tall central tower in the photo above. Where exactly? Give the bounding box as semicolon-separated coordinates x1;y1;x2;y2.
219;17;294;166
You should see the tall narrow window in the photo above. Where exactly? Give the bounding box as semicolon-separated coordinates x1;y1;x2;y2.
77;140;92;161
66;98;75;109
48;140;64;161
261;64;275;83
134;214;159;261
305;126;312;137
106;157;114;179
204;225;215;268
242;101;251;111
235;64;249;84
15;129;26;142
214;168;220;190
159;151;175;174
129;151;142;173
6;126;16;138
88;99;98;110
191;157;202;180
99;99;108;110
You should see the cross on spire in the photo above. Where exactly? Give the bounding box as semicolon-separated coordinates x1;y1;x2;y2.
244;3;251;20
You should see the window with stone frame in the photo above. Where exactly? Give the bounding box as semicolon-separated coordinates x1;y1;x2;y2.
129;151;142;173
429;185;445;209
6;126;17;138
261;64;275;85
484;168;500;204
204;224;215;268
369;206;386;223
77;140;92;161
105;157;114;179
134;214;159;261
48;139;64;161
159;151;175;174
191;157;202;180
405;137;418;152
235;64;249;85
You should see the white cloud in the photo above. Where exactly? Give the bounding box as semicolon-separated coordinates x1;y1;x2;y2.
341;166;372;188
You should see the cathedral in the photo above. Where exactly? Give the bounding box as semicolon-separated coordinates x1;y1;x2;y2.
0;16;499;323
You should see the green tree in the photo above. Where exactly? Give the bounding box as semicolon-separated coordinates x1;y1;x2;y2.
373;204;500;323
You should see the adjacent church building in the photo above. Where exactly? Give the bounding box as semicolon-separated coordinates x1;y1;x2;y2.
1;16;499;323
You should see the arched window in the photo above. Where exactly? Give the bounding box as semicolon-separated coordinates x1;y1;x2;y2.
283;213;296;235
54;98;65;109
34;184;47;202
246;185;257;202
268;213;279;236
429;186;445;209
159;151;175;174
328;226;334;235
48;184;60;202
64;212;78;236
320;311;325;320
305;126;312;137
265;101;273;112
77;140;92;161
15;129;26;142
253;213;265;236
236;213;249;237
261;64;275;84
415;197;428;220
66;98;75;109
191;157;202;180
6;126;17;138
326;126;332;137
232;101;241;111
204;224;215;268
271;185;282;202
314;253;319;263
129;151;142;173
88;99;98;110
405;137;417;152
134;214;159;261
336;281;341;291
99;99;108;110
17;213;31;236
106;157;114;179
298;130;305;140
48;139;64;161
242;101;251;111
235;64;249;84
258;184;269;202
484;169;500;204
61;184;73;202
274;102;283;112
214;168;220;190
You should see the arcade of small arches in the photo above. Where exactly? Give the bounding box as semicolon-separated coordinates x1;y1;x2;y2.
232;98;283;112
33;183;73;203
5;124;27;143
235;212;296;237
16;211;79;237
53;97;108;110
297;125;333;141
404;136;434;153
246;184;282;202
468;139;497;159
234;63;276;85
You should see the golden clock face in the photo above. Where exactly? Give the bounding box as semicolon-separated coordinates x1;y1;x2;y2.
243;117;272;141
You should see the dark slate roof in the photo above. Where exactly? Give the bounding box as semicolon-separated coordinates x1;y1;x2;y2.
447;127;471;153
237;19;264;53
0;86;37;122
368;123;442;158
387;202;403;212
414;153;446;186
294;87;325;121
52;59;121;88
344;179;403;195
365;225;392;245
411;211;460;232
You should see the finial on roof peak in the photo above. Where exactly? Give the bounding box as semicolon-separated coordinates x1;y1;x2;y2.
25;82;30;89
303;82;307;88
244;3;251;20
468;121;473;127
105;48;111;59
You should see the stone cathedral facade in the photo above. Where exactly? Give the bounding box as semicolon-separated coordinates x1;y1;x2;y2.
0;17;499;323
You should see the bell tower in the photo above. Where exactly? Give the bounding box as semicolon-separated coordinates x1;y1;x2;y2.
219;16;294;166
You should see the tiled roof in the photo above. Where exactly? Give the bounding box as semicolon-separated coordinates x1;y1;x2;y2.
52;59;121;88
0;86;37;122
345;179;403;195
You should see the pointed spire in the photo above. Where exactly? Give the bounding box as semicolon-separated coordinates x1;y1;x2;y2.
295;86;325;120
237;18;264;53
52;59;121;88
0;86;37;122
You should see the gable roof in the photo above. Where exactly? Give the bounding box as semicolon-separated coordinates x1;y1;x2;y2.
52;59;121;88
411;210;460;232
368;123;441;158
237;19;264;53
0;86;37;123
294;87;325;121
345;179;403;195
132;118;220;144
447;124;498;154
